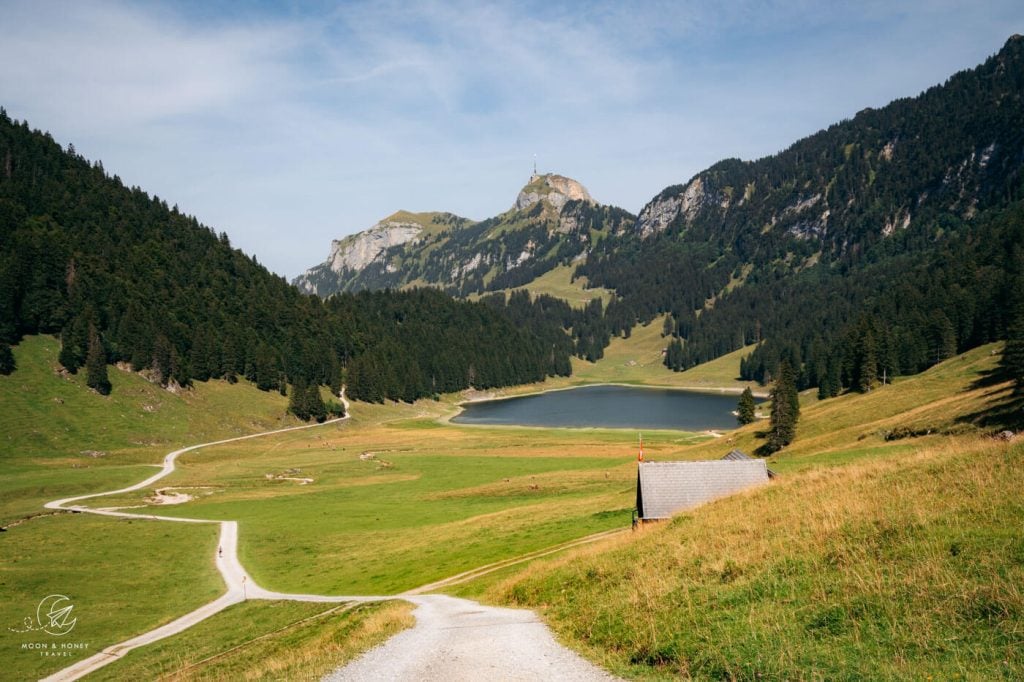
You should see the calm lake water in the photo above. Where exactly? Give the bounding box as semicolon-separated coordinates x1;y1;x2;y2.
452;384;751;431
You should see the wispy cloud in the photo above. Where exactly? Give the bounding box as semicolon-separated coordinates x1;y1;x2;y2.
1;0;1021;277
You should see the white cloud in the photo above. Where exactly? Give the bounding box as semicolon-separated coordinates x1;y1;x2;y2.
1;0;1022;277
0;0;301;133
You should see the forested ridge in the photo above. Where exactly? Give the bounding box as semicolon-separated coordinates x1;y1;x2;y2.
3;37;1024;410
577;36;1024;394
0;109;575;407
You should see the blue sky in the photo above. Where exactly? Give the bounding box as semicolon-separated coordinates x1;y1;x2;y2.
2;1;1022;278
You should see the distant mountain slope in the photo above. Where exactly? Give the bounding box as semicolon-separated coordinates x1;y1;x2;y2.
0;110;577;403
577;36;1024;391
294;173;635;298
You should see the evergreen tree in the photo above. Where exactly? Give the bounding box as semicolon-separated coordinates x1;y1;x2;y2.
253;342;279;392
152;334;172;385
761;360;799;454
1002;305;1024;393
58;314;89;373
736;387;756;425
85;324;111;395
190;329;211;381
929;312;958;365
287;378;310;420
856;327;879;393
0;341;15;375
305;383;327;422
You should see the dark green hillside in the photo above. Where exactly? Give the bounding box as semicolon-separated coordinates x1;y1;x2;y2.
0;111;574;404
578;36;1024;392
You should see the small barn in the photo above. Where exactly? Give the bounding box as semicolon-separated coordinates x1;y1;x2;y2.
635;450;772;523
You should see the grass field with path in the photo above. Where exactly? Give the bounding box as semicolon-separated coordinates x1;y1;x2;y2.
6;334;1015;680
1;335;714;679
470;344;1024;680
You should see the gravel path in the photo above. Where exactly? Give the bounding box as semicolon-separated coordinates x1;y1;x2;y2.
41;397;355;682
41;389;620;682
323;595;620;682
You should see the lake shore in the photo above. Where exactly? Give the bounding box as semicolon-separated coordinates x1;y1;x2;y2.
449;383;760;432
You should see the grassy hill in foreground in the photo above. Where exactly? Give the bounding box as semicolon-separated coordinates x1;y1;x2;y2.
478;345;1023;680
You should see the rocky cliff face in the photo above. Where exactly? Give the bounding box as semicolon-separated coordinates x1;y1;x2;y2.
294;173;632;299
635;175;727;238
327;219;422;273
514;173;593;211
293;211;468;295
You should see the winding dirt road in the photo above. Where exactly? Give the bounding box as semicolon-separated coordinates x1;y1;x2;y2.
39;393;621;682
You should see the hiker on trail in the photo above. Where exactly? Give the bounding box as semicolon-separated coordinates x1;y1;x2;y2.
218;546;223;558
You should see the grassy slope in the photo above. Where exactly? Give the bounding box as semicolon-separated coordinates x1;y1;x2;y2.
0;335;707;678
6;334;1017;679
2;514;222;681
476;345;1024;680
569;319;759;390
474;264;614;307
0;336;296;680
0;336;295;522
492;317;760;397
91;600;414;681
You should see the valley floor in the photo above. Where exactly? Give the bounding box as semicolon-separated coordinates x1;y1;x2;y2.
2;336;1021;680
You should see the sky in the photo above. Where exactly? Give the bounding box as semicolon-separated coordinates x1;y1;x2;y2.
2;1;1023;279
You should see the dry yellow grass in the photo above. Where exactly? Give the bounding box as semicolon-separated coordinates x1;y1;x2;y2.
472;342;1023;679
488;435;1024;679
93;600;415;681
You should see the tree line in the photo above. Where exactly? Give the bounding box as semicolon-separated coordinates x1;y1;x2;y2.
0;110;577;413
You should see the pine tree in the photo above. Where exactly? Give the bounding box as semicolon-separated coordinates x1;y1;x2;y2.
288;378;310;420
1002;305;1024;393
85;324;111;395
762;360;799;454
152;334;172;385
929;312;958;365
856;327;879;393
58;314;89;373
305;383;327;422
190;329;211;381
0;341;15;375
736;386;756;425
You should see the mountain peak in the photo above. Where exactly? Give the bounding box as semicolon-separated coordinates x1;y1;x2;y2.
514;173;593;211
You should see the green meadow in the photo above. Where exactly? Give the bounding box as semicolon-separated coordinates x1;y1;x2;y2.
1;514;221;681
0;336;295;523
0;335;706;678
94;409;692;594
3;335;1020;680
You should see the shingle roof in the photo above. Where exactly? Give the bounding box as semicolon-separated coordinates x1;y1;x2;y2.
636;460;770;520
721;449;777;477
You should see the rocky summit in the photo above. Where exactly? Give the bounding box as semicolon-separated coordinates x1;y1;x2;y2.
293;172;633;298
514;173;593;211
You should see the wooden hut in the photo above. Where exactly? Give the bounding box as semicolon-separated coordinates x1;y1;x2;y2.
635;450;772;523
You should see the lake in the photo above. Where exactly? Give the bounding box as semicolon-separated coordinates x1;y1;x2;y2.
452;384;752;431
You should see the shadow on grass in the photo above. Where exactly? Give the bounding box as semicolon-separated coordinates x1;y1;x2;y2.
956;366;1024;432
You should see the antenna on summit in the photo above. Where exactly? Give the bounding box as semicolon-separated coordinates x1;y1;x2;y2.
533;154;537;177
